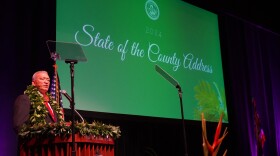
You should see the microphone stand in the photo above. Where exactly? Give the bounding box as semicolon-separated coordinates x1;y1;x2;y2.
46;40;87;156
176;85;188;156
66;60;77;156
155;65;189;156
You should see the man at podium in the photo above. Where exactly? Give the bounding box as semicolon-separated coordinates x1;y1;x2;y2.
13;70;64;133
13;70;118;156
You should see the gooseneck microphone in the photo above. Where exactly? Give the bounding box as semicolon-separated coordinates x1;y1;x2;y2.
60;90;85;123
60;90;73;103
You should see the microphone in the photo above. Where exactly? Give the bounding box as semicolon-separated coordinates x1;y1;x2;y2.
60;90;73;103
155;64;181;89
60;90;85;123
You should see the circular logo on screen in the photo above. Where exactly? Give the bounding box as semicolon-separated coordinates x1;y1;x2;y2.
145;0;160;20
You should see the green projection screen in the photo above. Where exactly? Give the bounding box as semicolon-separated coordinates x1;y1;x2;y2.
56;0;228;122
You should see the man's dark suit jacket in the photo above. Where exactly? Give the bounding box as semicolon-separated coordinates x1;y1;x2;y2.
13;94;59;133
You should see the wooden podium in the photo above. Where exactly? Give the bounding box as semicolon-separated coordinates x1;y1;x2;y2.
19;134;114;156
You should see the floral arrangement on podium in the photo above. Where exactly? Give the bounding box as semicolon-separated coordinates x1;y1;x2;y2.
18;120;121;141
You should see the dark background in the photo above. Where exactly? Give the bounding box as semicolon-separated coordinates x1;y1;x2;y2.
1;0;280;155
185;0;279;35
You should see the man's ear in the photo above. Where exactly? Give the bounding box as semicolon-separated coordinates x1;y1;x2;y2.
32;81;35;86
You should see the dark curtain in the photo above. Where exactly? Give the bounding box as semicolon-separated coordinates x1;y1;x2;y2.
1;0;280;155
219;14;280;155
1;1;55;156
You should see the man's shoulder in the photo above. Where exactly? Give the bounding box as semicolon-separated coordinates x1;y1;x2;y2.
16;94;29;99
14;94;30;104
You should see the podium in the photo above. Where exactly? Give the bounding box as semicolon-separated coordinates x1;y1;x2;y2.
19;134;114;156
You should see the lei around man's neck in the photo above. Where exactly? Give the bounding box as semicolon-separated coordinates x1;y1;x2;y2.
24;85;64;125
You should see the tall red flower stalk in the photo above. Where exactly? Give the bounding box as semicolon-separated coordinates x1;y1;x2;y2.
202;113;228;156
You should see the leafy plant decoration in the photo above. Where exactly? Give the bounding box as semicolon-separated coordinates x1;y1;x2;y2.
194;80;228;122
